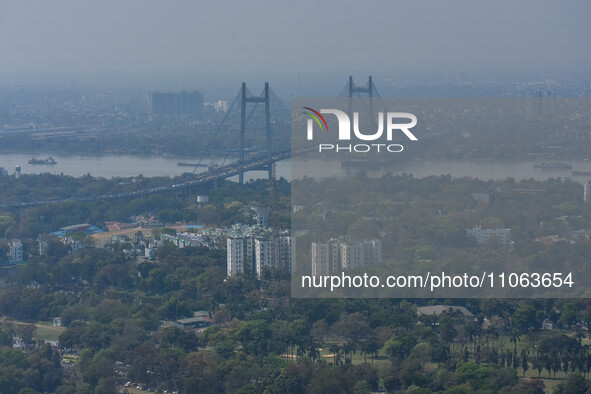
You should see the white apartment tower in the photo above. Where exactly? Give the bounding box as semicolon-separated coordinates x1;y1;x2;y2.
227;237;254;277
255;236;294;278
9;239;24;263
312;239;381;275
312;241;339;276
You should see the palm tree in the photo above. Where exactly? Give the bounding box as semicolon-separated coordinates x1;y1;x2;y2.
485;325;498;350
308;342;320;364
329;343;341;367
360;340;371;364
509;329;521;354
343;340;355;364
366;338;380;365
575;326;585;344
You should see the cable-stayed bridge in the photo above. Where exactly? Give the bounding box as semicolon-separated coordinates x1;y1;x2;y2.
0;150;292;209
2;76;379;208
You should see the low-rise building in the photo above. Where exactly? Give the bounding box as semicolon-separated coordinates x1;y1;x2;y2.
52;223;102;236
466;226;511;246
417;305;474;319
175;316;212;329
161;232;204;248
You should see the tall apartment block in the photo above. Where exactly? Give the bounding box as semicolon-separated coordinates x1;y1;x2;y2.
227;235;294;278
311;239;381;275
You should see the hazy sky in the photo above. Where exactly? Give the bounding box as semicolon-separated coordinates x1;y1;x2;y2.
0;0;589;83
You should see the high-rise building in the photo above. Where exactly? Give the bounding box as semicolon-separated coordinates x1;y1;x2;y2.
255;236;294;278
274;236;295;274
527;89;555;117
150;91;204;116
584;182;591;203
9;239;24;263
255;238;274;277
312;239;380;275
227;235;294;278
341;239;382;270
38;236;48;256
311;241;340;276
214;99;228;113
0;167;8;177
227;237;255;277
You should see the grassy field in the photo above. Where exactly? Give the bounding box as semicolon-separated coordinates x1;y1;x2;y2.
9;320;66;342
314;339;570;394
33;322;66;341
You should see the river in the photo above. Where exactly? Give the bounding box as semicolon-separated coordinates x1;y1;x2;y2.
1;153;591;184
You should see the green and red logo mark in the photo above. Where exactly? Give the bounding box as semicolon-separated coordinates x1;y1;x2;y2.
303;107;328;138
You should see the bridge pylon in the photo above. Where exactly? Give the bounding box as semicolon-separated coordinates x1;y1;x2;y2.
348;75;374;98
239;82;273;184
347;76;376;127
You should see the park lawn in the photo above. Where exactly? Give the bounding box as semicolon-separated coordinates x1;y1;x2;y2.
33;323;66;341
316;343;388;367
10;320;66;342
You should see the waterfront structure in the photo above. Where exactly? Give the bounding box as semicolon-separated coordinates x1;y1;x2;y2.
466;226;511;245
0;167;8;177
585;182;591;203
9;239;24;263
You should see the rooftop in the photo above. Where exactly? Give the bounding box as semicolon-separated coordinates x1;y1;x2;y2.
417;305;474;318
